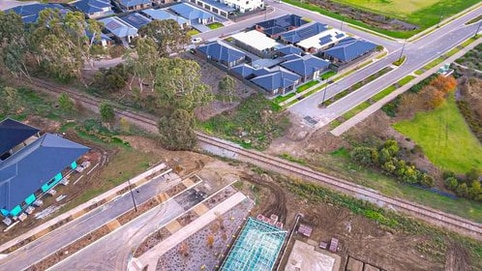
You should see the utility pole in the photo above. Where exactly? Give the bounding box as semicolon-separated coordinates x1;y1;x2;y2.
122;172;138;212
399;39;406;60
437;7;445;28
322;83;328;105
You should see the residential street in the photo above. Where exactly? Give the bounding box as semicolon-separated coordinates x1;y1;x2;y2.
288;5;482;126
0;173;179;271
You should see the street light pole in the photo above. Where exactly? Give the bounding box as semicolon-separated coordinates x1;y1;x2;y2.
322;84;328;105
475;21;481;38
122;172;138;212
399;39;406;60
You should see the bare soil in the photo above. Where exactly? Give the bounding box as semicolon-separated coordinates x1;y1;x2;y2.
235;170;450;271
308;0;419;31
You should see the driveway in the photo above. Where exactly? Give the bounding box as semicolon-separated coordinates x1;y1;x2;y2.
0;0;37;11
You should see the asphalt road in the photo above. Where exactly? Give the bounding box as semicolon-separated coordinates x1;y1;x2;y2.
0;173;178;271
196;1;399;52
49;198;184;271
289;5;482;125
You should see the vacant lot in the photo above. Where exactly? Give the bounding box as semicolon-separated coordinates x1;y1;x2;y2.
394;93;482;174
333;0;480;28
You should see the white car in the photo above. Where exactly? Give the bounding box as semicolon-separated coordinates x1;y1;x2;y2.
191;37;203;44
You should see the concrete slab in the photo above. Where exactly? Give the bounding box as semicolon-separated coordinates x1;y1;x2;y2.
165;220;182;234
182;178;195;187
347;257;364;271
106;220;121;231
363;263;380;271
364;263;380;271
192;203;210;216
285;240;338;271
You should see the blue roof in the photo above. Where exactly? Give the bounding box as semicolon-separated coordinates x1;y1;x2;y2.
0;119;40;156
72;0;112;15
0;134;89;211
170;3;213;21
198;0;235;12
230;64;256;78
6;3;66;23
280;54;330;77
323;37;377;62
276;45;303;56
198;41;245;64
256;14;307;36
250;67;300;92
99;16;138;38
280;22;327;44
117;0;151;8
119;12;152;29
141;8;188;25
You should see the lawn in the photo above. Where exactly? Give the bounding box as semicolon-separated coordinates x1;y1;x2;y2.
394;93;482;173
333;0;480;29
187;29;200;36
207;22;224;30
296;80;318;93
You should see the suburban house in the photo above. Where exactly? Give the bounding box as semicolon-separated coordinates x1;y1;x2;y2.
275;45;304;57
280;54;330;82
71;0;114;18
249;66;301;95
0;119;89;218
114;0;152;11
118;12;152;30
169;3;214;25
255;14;308;38
278;22;328;45
230;63;257;79
6;3;67;23
231;30;282;57
221;0;264;13
187;0;235;18
296;28;346;53
197;41;246;68
141;8;189;28
151;0;179;6
321;37;377;65
99;16;139;45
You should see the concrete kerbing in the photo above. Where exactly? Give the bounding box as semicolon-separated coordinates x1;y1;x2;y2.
0;163;170;254
330;38;482;136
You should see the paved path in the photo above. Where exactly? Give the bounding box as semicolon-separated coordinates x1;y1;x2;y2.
49;197;185;271
330;38;482;136
136;192;248;271
0;167;175;271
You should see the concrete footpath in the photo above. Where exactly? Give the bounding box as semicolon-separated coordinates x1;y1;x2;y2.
136;192;248;271
0;163;169;254
331;38;482;136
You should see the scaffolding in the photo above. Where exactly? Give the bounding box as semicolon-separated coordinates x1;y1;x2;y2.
220;217;287;271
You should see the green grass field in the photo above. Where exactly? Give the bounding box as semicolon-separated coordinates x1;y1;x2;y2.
394;93;482;173
333;0;480;29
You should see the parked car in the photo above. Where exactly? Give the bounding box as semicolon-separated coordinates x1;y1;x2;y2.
191;37;203;44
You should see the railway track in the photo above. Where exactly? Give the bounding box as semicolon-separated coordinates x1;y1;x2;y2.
26;78;482;239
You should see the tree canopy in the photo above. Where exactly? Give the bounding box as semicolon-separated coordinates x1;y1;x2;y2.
154;58;213;112
158;109;197;150
138;19;189;57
